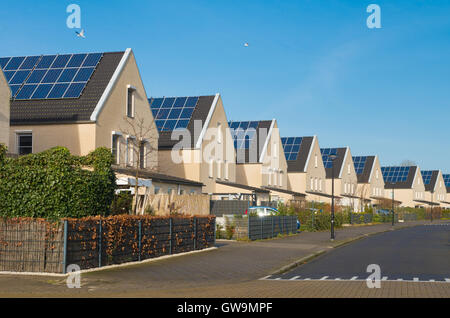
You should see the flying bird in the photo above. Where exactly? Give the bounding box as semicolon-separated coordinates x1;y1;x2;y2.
244;42;249;47
75;29;85;38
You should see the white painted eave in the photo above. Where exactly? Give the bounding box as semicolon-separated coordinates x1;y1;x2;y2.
90;48;132;122
195;93;220;149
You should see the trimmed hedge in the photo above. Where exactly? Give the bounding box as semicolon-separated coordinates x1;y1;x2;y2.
0;146;116;219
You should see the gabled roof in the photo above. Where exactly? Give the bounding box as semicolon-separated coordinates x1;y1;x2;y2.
4;50;130;125
228;119;274;164
381;166;418;189
281;136;314;173
149;94;219;150
421;170;440;192
442;174;450;193
320;147;348;179
352;155;376;183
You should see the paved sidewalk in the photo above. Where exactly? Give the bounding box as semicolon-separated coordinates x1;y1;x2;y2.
0;220;448;297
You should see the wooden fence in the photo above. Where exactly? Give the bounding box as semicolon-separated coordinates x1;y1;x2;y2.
0;215;215;273
145;194;210;216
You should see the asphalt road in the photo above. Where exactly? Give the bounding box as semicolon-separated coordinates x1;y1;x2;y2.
266;224;450;283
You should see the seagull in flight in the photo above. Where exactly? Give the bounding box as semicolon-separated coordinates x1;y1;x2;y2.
75;29;85;38
244;42;249;47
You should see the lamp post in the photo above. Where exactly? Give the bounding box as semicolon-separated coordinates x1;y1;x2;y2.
330;154;338;241
430;190;434;223
391;182;396;226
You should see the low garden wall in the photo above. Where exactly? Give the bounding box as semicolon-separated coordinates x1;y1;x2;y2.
0;215;215;274
219;215;298;241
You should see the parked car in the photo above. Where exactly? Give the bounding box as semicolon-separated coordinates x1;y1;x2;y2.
245;206;301;230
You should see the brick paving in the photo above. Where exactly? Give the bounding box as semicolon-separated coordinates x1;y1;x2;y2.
0;220;448;298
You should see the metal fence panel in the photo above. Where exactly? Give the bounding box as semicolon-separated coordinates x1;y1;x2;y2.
210;200;250;217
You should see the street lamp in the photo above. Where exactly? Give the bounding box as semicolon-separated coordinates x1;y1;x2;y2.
391;182;396;226
430;190;434;223
330;154;338;241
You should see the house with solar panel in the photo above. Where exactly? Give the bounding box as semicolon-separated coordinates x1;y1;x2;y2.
381;166;427;208
421;170;447;207
443;174;450;208
227;119;292;203
149;94;240;195
352;155;386;209
320;147;359;210
281;136;327;203
1;49;160;165
0;68;10;148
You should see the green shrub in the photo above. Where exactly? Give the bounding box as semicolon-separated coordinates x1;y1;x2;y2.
225;223;235;240
0;146;116;219
111;191;133;215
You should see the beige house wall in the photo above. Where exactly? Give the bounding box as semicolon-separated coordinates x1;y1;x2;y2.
304;136;327;201
9;123;96;155
260;123;288;190
156;95;237;194
95;51;157;170
384;168;426;208
236;163;262;189
425;172;447;205
368;156;385;198
0;70;10;148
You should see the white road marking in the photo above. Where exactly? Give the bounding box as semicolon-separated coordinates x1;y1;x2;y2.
445;278;450;282
274;278;281;280
335;278;341;280
397;278;403;281
429;279;435;282
260;275;271;280
350;276;358;280
304;278;311;280
290;276;300;280
413;278;419;282
320;276;329;280
382;276;388;281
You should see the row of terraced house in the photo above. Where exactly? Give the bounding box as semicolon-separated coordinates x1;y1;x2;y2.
0;49;449;211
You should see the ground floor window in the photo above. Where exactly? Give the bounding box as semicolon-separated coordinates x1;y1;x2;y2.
17;132;32;155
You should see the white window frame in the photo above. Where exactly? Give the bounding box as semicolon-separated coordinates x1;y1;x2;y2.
111;131;122;165
209;158;214;178
126;85;136;118
15;130;33;155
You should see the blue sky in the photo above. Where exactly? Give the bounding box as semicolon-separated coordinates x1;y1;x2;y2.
1;0;449;172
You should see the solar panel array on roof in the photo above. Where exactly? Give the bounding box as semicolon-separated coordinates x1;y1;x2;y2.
320;148;339;169
381;166;411;183
149;96;199;132
228;121;259;149
443;174;450;187
352;156;368;175
421;170;434;185
0;53;102;100
281;137;303;161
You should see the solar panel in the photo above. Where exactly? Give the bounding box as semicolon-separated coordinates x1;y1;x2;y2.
381;166;411;183
443;174;450;187
281;137;303;161
421;171;433;185
320;148;339;169
352;156;368;175
0;52;103;99
228;121;259;149
149;96;199;132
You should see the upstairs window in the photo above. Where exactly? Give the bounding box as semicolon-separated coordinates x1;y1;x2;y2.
17;132;33;155
139;142;146;169
112;133;120;164
127;86;136;118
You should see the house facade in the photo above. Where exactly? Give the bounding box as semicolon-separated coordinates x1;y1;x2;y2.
229;119;289;202
282;136;327;203
353;155;386;209
321;147;359;210
443;174;450;209
382;166;426;208
0;68;10;148
152;94;237;194
4;49;158;171
421;170;447;207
